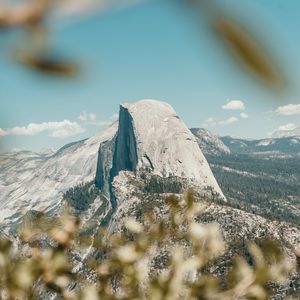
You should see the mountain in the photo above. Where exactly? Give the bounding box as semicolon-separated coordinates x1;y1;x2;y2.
0;100;224;232
69;107;299;298
188;129;300;225
221;135;300;157
0;123;117;230
271;126;300;138
0;101;299;298
190;128;231;156
71;115;300;299
1;113;299;231
96;100;225;206
1;107;299;231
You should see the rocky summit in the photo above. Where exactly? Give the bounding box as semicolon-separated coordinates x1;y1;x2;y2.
0;99;224;231
95;100;225;209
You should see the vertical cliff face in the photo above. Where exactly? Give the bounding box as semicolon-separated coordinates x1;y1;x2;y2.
95;99;225;206
95;138;115;196
95;105;139;208
110;105;138;180
0;99;225;231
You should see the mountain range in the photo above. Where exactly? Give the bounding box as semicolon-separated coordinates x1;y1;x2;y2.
196;130;300;225
0;99;299;298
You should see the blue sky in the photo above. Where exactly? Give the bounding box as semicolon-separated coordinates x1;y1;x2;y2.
1;0;300;152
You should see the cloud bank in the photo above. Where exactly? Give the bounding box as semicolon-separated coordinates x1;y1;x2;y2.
275;104;300;116
0;120;85;138
0;110;119;140
277;123;298;131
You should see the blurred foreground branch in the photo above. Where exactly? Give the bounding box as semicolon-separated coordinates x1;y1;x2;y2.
0;192;298;299
0;0;286;87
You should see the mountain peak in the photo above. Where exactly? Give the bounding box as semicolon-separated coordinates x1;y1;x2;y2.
191;128;231;155
96;99;225;203
1;99;225;229
121;99;173;111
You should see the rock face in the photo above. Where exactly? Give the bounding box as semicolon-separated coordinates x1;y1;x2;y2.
95;100;225;209
0;122;117;229
191;128;231;156
0;100;225;231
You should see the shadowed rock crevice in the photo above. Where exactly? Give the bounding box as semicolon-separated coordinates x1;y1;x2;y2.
110;104;138;179
95;104;138;209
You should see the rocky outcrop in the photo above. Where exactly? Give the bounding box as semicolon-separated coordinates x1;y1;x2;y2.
0;122;118;229
0;99;225;230
191;128;231;156
95;99;226;209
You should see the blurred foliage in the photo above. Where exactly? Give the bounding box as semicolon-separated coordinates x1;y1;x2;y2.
187;0;284;89
0;192;298;299
0;0;79;76
214;17;283;89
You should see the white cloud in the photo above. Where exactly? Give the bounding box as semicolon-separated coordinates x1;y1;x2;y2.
79;111;96;122
240;112;248;119
0;120;84;139
269;123;300;138
0;128;7;137
222;100;245;111
203;100;246;128
49;121;85;138
0;110;119;140
218;117;239;125
277;123;297;131
275;104;300;116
